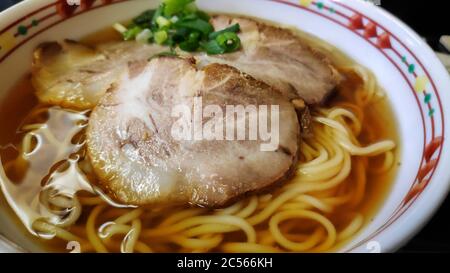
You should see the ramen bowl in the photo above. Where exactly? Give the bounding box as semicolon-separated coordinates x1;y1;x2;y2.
0;0;449;253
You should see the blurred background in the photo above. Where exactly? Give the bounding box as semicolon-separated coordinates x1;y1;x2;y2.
0;0;449;253
0;0;22;12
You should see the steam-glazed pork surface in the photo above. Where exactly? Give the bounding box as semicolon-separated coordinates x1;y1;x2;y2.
31;40;166;109
86;57;300;207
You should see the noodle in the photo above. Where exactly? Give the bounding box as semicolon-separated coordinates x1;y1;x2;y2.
121;219;142;253
269;210;336;252
86;205;108;253
337;214;364;242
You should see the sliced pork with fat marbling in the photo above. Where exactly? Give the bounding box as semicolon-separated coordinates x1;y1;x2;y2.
31;40;166;110
196;15;341;104
86;57;300;207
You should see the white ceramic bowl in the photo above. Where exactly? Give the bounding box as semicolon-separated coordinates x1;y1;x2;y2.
0;0;449;253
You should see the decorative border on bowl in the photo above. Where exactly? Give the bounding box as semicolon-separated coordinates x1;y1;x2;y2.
0;0;445;252
271;0;445;250
0;0;128;62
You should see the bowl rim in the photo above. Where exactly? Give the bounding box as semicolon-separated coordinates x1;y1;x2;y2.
0;0;449;253
323;0;450;252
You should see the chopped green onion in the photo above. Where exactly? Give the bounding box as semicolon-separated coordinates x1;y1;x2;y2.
133;10;155;26
215;32;241;52
113;23;128;34
202;40;226;55
118;0;242;56
184;2;198;14
123;25;143;41
209;23;240;40
179;41;198;52
189;31;200;41
171;27;189;43
151;4;165;28
181;13;198;21
154;30;169;44
156;16;171;28
163;0;194;16
136;29;153;43
175;18;213;36
179;31;200;52
195;11;210;21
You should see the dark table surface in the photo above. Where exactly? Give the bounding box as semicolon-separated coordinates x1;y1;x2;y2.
1;0;449;253
379;0;450;253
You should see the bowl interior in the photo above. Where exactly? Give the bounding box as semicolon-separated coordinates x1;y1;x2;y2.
0;0;449;253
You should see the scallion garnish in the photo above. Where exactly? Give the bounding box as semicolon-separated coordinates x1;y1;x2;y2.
216;32;241;53
174;18;213;36
123;25;143;41
163;0;195;17
208;24;240;40
154;30;169;44
136;29;153;44
156;16;171;28
179;32;200;52
133;10;156;26
201;40;226;55
113;23;128;34
113;0;242;55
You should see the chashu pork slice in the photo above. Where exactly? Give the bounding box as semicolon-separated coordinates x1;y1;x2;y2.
31;40;166;110
86;57;300;207
195;15;341;104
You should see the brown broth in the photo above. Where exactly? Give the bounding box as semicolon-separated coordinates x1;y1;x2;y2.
328;70;400;251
